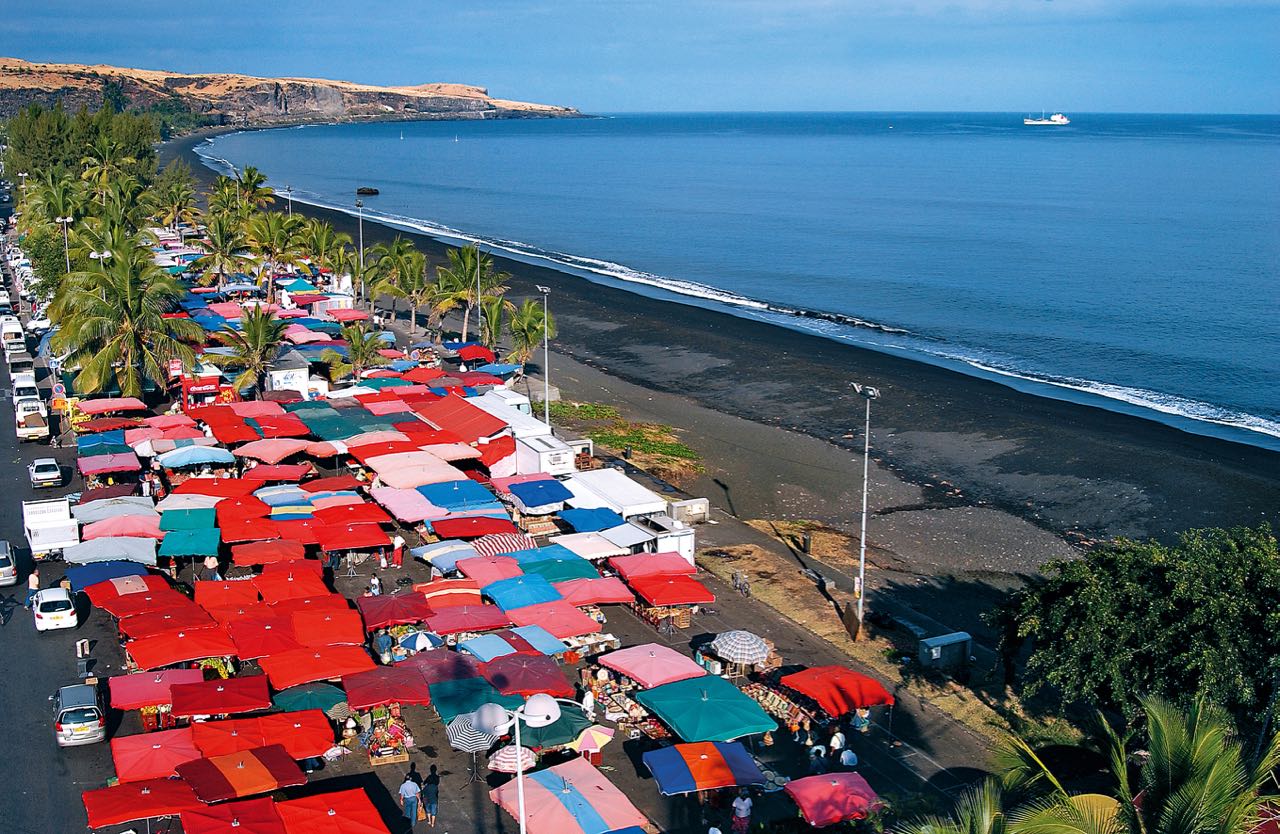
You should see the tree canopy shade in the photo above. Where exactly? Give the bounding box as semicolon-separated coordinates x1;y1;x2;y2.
999;525;1280;725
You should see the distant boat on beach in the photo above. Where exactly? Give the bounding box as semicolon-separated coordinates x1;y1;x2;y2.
1024;112;1070;126
356;186;379;196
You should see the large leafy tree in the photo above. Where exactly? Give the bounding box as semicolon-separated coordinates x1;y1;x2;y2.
435;245;509;341
368;237;418;316
299;218;352;278
506;298;555;368
245;211;305;284
998;525;1280;725
320;323;388;383
50;239;201;396
193;214;249;290
147;160;200;231
204;306;287;398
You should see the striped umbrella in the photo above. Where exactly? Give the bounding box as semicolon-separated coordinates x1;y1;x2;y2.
487;745;536;774
445;712;498;754
709;630;770;665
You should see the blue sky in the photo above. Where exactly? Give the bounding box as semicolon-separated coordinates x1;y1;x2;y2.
4;1;1277;113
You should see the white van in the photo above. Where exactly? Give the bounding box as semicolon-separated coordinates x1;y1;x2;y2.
1;320;24;355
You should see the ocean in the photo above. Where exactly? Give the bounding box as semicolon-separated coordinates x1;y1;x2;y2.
195;113;1280;450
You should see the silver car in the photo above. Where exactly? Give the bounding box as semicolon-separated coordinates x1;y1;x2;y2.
0;540;15;586
52;683;106;747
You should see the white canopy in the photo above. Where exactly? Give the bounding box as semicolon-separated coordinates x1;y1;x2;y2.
71;497;158;524
64;536;158;566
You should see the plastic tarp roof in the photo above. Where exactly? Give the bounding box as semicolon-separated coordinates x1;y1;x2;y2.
174;477;259;497
275;788;390;834
67;560;147;593
82;572;169;605
417;479;497;511
558;507;627;533
599;644;707;690
64;536;158;566
119;606;216;640
195;580;261;612
779;665;895;716
252;569;329;604
315;522;391;552
521;558;601;585
159;528;222;557
109;668;205;709
429;676;522;723
641;741;768;796
111;726;202;782
507;601;603;639
313;501;392;526
489;757;648;834
482;654;573;697
456;554;523;586
355;593;435;631
425;604;513;636
72;495;156;523
549;532;629;560
95;587;190;619
564;469;667;518
176;744;306;803
636;676;776;742
160;507;217;530
434;516;518;539
78;451;143;475
228;616;302;660
259;646;376;690
232;539;307;566
402;648;480;684
553;577;635;607
413;394;507;443
458;626;567;662
600;522;656;549
180;797;287;834
370;486;448;523
191;710;334;759
158;445;235;469
82;514;165;540
126;626;238;670
414;577;483;610
609;552;696;580
411;540;478;571
292;607;365;647
784;773;882;827
83;777;203;828
341;665;434;710
170;675;272;717
235;438;312;464
483;574;563;611
628;574;715;607
508;479;573;513
79;396;148;414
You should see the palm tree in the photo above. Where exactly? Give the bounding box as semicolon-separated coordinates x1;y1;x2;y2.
236;165;275;210
480;294;515;351
207;175;244;221
80;134;136;206
245;211;305;285
395;252;437;336
336;245;377;306
29;172;84;228
299;218;352;279
193;214;249;290
369;237;418;317
506;299;555;369
426;267;471;342
204;305;287;398
147;167;200;232
435;245;510;341
320;322;389;383
49;239;201;396
899;778;1009;834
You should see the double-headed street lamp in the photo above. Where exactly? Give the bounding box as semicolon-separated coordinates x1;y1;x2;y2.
851;382;880;637
284;185;293;216
89;249;111;264
54;216;73;273
474;694;563;834
536;285;551;427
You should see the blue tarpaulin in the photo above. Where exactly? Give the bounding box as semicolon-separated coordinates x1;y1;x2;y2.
457;625;567;662
475;363;522;376
78;430;125;450
508;479;574;508
505;544;580;564
641;741;767;795
416;480;495;511
559;508;627;533
65;561;148;594
483;575;563;611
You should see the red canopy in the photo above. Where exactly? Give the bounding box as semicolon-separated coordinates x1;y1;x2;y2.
83;777;203;828
127;626;238;670
610;552;697;580
455;554;522;586
174;477;258;497
243;463;313;482
84;573;174;607
292;608;365;647
222;517;281;544
628;574;716;607
478;434;517;468
432;516;517;539
425;604;512;636
78;416;143;433
252;413;309;439
274;517;323;545
507;600;604;639
170;675;272;717
79;396;148;414
299;474;364;493
402;648;481;684
216;495;273;522
195;580;261;612
111;726;202;781
109;668;205;710
779;666;895;716
414;577;483;609
253;569;329;604
355;593;435;631
401;366;447;384
259;646;377;689
315;522;391;552
313;502;393;526
276;788;390;834
482;654;574;697
341;666;434;710
347;440;422;464
177;744;307;802
267;593;352;615
329;307;369;322
101;588;193;619
413;394;506;443
119;605;216;640
784;772;882;827
228;616;302;660
553;577;635;607
456;344;496;363
192;710;334;760
232;539;307;566
180;797;287;834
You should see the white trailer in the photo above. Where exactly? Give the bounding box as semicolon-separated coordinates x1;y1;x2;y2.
516;435;577;477
23;498;81;560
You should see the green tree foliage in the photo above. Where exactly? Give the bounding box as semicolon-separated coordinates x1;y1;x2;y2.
998;525;1280;724
22;225;70;299
3;104;157;188
320;323;389;383
434;245;509;341
506;298;555;367
204;306;288;398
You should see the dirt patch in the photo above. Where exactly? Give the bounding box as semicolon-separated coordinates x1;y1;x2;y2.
744;518;859;567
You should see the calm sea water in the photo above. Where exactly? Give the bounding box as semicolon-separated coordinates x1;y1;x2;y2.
197;113;1280;449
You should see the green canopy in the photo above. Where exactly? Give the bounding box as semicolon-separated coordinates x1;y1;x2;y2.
282;279;319;294
158;528;222;558
359;378;411;390
166;264;190;275
159;508;217;531
636;676;776;742
298;412;365;441
78;443;132;457
518;704;593;749
521;558;601;584
273;682;348;713
429;677;522;724
285;401;335;412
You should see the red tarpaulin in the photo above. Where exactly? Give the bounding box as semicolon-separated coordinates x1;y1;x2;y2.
347;440;422;464
628;574;716;607
192;710;334;760
79;396;148;415
243;464;313;482
341;666;434;710
170;675;272;717
432;516;517;539
180;797;287;834
412;394;506;443
507;601;604;639
78;482;141;504
401;366;447;384
211;421;263;445
83;777;203;828
425;604;512;636
228;616;302;660
315;522;391;552
276;788;390;834
253;570;329;604
779;666;895;716
267;594;352;615
109;668;204;709
177;744;307;803
355;593;435;631
274;518;323;545
174;477;259;497
235;438;312;464
100;588;192;620
456;344;496;363
252;413;310;439
291;608;365;647
482;654;574;697
553;577;635;607
313;502;393;526
455;554;523;586
259;646;377;690
216;495;273;522
222;517;281;544
127;626;238;670
478;435;516;469
610;552;697;581
402;648;480;684
84;574;173;607
263;558;324;576
299;474;364;493
414;577;483;610
328;307;369;321
232;539;307;566
784;773;883;827
119;605;216;640
78;416;143;433
195;580;261;612
111;726;202;781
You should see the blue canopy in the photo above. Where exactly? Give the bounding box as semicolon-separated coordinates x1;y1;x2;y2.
222;282;259;293
65;560;147;594
641;741;767;795
156;445;236;469
508;479;574;508
475;363;522;377
559;508;627;533
253;485;312;506
457;625;566;662
78;430;126;450
483;574;562;611
388;359;418;372
505;544;579;564
416;480;495;511
409;540;477;572
441;341;481;351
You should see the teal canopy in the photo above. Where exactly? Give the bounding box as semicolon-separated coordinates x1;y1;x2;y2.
159;508;217;531
272;682;348;713
428;677;522;724
359;377;411;390
158;528;222;558
518;703;593;749
636;676;776;742
521;558;601;584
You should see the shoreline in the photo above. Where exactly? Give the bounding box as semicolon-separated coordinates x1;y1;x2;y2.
163;129;1280;552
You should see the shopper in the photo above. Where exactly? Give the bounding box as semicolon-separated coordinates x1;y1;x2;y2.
730;789;753;834
399;773;421;830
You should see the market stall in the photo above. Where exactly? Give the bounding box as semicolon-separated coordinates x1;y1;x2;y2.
784;772;883;827
641;741;768;795
635;676;776;743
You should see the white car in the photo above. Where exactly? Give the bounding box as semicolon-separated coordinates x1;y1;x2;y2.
0;540;16;587
33;588;78;631
25;316;50;334
29;458;62;488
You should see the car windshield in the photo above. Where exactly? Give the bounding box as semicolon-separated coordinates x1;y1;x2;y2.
60;708;99;724
15;386;38;398
0;554;11;568
39;598;73;612
34;464;59;474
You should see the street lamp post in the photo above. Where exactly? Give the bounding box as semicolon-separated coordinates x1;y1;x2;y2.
536;285;551;427
55;216;73;273
284;185;293;217
851;382;880;637
89;249;112;265
474;694;564;834
355;199;364;303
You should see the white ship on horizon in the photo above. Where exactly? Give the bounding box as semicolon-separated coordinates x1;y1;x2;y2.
1024;112;1070;126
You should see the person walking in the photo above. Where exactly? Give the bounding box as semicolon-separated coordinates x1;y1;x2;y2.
730;789;753;834
24;568;39;609
369;574;382;596
398;772;421;831
828;726;847;764
392;534;405;568
422;764;440;827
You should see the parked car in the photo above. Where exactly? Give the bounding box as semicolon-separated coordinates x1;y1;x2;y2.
33;587;78;631
0;540;16;587
25;316;50;335
28;458;62;488
51;683;105;747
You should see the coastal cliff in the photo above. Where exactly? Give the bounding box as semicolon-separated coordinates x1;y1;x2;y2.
0;57;579;124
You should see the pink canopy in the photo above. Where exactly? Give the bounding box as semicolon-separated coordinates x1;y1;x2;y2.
784;773;883;827
346;430;411;446
421;443;482;462
377;462;467;490
370;487;449;523
456;555;523;586
489;757;648;834
83;514;165;540
234;438;312;464
79;452;143;475
328;308;369;322
124;427;164;445
79;397;148;415
598;643;707;689
507;601;603;639
553;577;634;607
229;400;286;419
363;399;414;416
207;301;245;318
145;413;197;429
609;552;696;580
109;668;204;710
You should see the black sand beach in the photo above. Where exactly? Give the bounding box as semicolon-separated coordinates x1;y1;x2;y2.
164;129;1279;576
